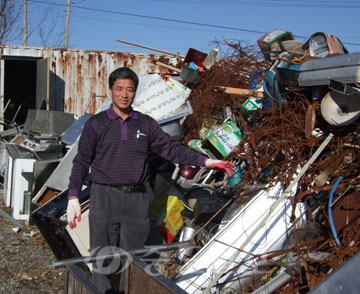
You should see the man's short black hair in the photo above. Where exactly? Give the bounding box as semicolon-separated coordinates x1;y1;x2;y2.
108;67;139;90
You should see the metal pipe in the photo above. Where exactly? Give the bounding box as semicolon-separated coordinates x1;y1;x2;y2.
116;39;184;58
11;105;22;125
54;240;196;269
0;207;23;230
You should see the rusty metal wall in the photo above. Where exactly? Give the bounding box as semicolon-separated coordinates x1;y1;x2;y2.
0;45;181;117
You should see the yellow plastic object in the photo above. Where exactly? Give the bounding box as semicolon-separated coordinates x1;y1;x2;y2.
150;193;185;243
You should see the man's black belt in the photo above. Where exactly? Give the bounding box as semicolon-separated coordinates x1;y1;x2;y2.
110;183;146;193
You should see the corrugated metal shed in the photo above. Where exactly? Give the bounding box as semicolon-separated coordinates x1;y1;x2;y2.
0;45;182;118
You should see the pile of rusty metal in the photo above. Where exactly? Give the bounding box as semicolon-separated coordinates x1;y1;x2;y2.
162;30;360;293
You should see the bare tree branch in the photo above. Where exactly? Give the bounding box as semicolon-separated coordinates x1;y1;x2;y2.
34;4;63;47
0;0;22;44
1;0;64;47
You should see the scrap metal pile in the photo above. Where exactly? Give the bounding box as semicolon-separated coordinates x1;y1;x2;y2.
156;31;360;293
3;29;360;293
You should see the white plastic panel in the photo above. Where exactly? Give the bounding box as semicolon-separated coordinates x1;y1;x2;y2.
66;208;91;271
174;183;306;293
11;157;35;220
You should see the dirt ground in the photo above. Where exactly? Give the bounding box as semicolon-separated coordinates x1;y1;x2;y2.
0;188;66;294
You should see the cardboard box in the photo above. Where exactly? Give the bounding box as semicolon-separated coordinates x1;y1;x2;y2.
242;98;263;112
203;120;243;158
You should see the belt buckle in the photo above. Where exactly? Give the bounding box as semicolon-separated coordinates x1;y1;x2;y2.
122;185;133;193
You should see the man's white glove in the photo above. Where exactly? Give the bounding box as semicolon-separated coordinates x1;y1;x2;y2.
66;198;81;229
205;159;235;177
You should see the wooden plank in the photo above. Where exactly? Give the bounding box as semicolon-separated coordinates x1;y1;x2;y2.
155;61;181;73
116;39;184;58
214;86;265;98
64;265;101;294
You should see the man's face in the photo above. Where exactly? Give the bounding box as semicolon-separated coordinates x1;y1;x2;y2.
109;78;136;113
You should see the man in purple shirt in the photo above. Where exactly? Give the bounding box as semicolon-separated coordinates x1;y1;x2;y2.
66;67;234;293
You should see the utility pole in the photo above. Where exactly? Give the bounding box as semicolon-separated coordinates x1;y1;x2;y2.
23;0;27;46
64;0;71;48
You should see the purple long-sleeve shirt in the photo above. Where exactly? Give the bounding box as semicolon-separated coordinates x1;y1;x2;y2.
68;106;207;197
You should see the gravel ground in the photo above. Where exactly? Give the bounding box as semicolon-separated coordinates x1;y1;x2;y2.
0;188;66;294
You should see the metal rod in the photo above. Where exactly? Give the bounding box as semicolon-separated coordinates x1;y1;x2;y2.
116;39;184;58
54;240;196;269
0;207;23;230
10;105;22;125
3;99;11;115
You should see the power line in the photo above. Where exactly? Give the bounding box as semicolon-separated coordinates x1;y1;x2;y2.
27;0;360;48
29;0;266;34
150;0;360;9
155;0;360;8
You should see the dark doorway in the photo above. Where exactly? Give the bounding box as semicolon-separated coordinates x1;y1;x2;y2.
3;58;37;129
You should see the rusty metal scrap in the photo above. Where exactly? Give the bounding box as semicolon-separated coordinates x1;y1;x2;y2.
182;53;360;192
177;43;360;292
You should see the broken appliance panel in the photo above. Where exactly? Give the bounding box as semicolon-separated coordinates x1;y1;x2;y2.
298;52;360;87
4;144;36;220
20;109;75;160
